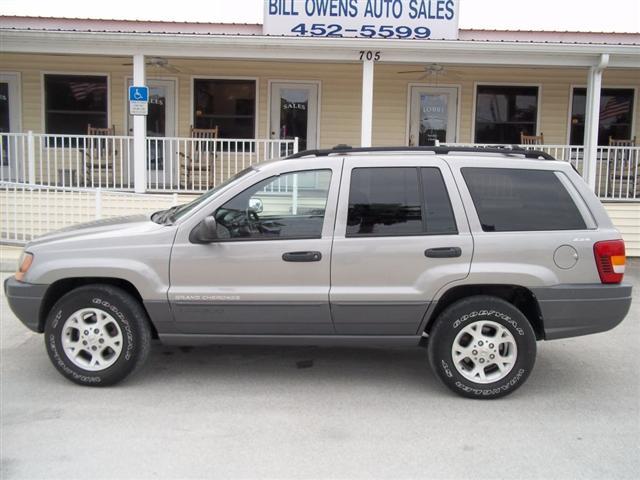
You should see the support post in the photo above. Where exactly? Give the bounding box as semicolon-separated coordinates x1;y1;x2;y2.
133;54;147;193
361;59;374;148
583;54;609;191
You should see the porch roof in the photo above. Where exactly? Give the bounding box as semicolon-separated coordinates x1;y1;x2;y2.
1;16;640;68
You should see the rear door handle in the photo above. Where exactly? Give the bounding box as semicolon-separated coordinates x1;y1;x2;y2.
282;251;322;262
425;247;462;258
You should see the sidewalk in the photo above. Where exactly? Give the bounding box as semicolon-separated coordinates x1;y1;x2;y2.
0;245;21;273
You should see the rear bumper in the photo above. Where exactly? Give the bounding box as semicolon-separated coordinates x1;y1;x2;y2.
3;277;48;333
532;283;633;340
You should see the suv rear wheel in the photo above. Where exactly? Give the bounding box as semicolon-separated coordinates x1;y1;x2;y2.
427;295;536;399
44;284;151;386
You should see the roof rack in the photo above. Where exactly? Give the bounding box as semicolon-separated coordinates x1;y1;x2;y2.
286;145;556;161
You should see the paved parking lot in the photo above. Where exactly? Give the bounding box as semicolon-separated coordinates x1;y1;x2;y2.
1;265;639;480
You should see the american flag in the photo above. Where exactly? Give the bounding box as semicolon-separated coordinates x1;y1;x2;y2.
69;82;107;101
600;97;631;122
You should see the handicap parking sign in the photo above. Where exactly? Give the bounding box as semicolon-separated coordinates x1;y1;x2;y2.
129;86;149;102
129;86;149;115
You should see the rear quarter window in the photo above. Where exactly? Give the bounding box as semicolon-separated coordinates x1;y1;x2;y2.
461;167;587;232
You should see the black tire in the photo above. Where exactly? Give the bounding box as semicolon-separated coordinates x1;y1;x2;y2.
44;284;151;386
427;295;536;399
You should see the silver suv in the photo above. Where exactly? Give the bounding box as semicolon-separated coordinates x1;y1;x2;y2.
5;146;632;398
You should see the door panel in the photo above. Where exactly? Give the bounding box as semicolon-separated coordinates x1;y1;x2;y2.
330;156;473;335
409;86;458;146
169;158;342;335
270;82;319;151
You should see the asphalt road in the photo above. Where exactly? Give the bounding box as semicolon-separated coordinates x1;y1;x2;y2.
1;266;639;480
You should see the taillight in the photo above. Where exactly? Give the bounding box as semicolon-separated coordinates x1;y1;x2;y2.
594;240;626;284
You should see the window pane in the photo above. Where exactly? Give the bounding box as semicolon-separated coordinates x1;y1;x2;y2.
421;168;457;234
462;168;586;232
44;75;108;134
194;79;256;139
475;86;539;144
215;170;331;240
570;88;635;145
347;168;422;237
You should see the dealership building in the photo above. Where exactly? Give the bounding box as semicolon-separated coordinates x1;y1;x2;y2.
0;6;639;253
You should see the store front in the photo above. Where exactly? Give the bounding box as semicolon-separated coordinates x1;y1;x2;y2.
0;13;639;251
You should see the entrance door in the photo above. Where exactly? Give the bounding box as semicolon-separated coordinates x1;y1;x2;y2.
409;86;458;146
0;73;22;181
127;79;176;182
270;82;319;151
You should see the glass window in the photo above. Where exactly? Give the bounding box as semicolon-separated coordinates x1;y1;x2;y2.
462;168;586;232
421;168;457;234
570;88;635;145
0;82;9;165
474;86;539;144
194;79;256;139
347;168;423;236
44;74;108;135
215;170;332;240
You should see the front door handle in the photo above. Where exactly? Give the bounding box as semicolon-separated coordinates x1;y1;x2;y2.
282;251;322;262
425;247;462;258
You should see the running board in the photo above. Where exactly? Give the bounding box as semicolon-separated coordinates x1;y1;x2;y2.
159;334;422;347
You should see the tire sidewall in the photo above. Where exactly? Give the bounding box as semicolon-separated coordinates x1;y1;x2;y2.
429;297;536;399
45;286;141;386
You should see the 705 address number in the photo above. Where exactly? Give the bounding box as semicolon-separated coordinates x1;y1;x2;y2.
291;23;432;39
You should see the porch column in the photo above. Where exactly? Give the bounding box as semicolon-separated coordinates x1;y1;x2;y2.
133;53;147;193
583;54;609;191
361;59;375;147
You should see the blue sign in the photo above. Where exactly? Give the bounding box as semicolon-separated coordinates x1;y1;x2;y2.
129;86;149;102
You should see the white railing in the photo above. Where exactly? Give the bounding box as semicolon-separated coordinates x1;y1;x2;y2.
1;132;134;189
1;132;297;193
0;181;190;244
442;143;639;201
145;136;298;192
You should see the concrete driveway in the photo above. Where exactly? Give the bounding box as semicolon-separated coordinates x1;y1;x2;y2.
1;265;639;480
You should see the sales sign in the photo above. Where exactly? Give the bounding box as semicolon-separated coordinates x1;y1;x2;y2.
264;0;460;40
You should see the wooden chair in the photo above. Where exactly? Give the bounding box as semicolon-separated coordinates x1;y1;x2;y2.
85;124;118;187
179;125;219;190
609;136;636;147
607;136;638;198
520;132;544;145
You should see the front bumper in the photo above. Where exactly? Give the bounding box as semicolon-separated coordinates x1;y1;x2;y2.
532;283;633;340
3;277;48;333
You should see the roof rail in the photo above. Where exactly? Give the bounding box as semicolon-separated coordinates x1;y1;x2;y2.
286;145;556;161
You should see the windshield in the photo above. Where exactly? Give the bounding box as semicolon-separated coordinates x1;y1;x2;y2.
152;167;256;224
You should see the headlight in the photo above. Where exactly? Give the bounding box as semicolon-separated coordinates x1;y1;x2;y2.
15;252;33;282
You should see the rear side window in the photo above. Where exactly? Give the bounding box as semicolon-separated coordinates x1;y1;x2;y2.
346;167;457;237
461;168;586;232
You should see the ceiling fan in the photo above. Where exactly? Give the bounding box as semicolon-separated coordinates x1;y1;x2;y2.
121;56;183;74
397;64;459;81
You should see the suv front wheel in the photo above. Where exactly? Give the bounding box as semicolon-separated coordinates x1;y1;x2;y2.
427;295;537;399
44;284;152;386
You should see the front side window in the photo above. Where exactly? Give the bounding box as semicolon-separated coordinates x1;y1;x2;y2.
215;169;332;240
346;167;457;237
462;168;586;232
44;74;108;134
570;88;635;145
475;86;539;144
194;79;256;139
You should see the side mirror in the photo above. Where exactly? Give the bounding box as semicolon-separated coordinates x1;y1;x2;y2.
249;198;263;214
189;216;218;244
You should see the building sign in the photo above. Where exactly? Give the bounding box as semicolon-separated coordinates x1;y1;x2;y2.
264;0;459;40
128;86;149;116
